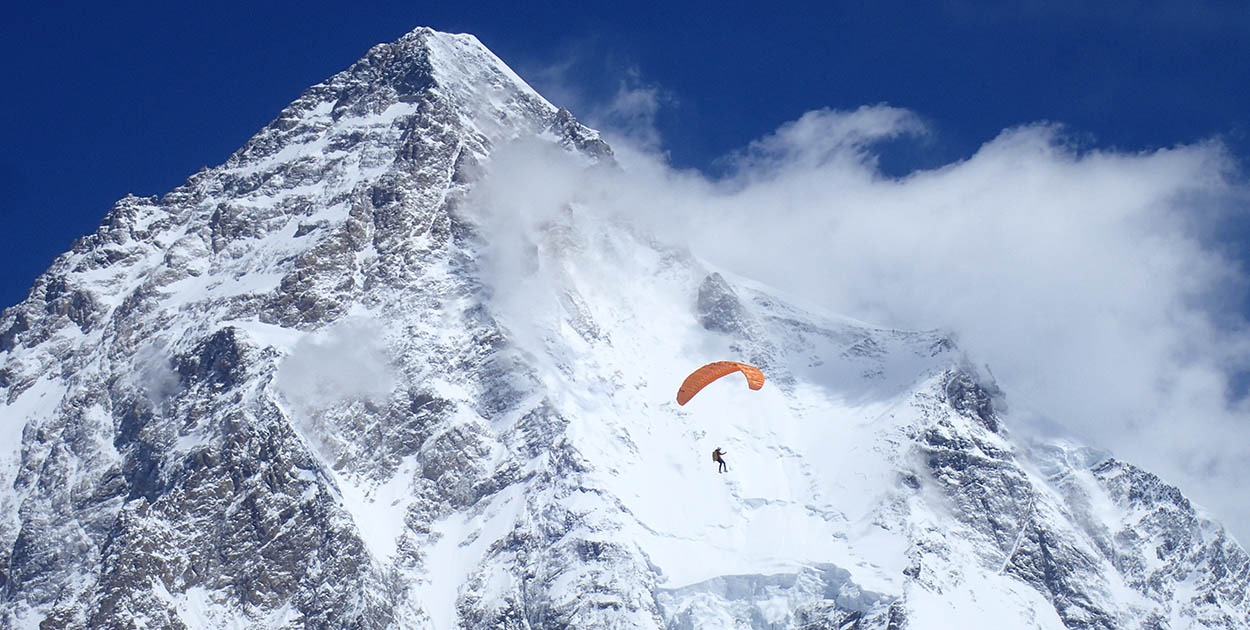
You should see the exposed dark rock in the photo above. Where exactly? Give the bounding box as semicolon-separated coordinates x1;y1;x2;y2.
697;272;751;335
177;327;247;389
943;370;1002;433
0;309;30;352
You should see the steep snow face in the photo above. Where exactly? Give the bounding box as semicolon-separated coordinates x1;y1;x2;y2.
1;27;1248;630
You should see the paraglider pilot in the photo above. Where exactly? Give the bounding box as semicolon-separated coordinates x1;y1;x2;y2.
712;448;728;473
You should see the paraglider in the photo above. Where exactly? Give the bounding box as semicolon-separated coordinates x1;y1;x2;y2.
676;361;764;474
675;361;765;406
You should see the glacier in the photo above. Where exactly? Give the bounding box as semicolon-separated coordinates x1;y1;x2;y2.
0;27;1247;629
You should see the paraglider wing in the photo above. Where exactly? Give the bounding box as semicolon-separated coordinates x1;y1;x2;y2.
676;361;765;405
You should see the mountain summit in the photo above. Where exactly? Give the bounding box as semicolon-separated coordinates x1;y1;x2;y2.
1;28;1247;629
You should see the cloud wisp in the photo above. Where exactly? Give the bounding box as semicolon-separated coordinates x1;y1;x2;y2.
473;101;1250;543
276;317;396;413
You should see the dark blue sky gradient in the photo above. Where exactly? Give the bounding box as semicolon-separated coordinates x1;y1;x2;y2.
2;1;1248;308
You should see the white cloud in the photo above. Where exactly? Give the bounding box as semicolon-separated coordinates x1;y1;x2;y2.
134;342;182;409
473;103;1250;543
276;317;396;411
589;72;669;152
523;54;671;154
728;105;927;175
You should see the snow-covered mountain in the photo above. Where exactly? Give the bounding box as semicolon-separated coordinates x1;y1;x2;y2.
1;27;1247;629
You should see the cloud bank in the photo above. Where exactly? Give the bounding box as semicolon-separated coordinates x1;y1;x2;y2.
685;112;1250;506
478;99;1250;542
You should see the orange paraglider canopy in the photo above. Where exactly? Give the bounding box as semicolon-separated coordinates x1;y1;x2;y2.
676;361;765;405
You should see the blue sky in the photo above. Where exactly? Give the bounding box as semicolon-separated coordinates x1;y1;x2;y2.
2;2;1248;310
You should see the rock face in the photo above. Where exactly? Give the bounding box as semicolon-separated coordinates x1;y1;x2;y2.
1;27;1247;630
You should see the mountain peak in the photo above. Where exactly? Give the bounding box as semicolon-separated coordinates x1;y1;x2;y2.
225;27;607;170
